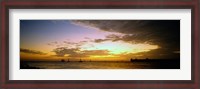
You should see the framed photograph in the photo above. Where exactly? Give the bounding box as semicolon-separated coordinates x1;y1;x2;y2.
1;0;199;89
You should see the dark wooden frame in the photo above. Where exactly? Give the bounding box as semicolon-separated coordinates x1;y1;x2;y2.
0;0;199;89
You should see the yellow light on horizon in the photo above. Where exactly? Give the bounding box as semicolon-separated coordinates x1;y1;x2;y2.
81;41;159;55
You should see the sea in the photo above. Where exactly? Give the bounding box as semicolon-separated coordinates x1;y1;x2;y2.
20;61;180;69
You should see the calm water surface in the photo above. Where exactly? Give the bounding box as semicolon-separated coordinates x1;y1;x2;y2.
21;61;180;69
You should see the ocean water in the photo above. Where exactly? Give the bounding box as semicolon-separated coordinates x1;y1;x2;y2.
20;61;180;69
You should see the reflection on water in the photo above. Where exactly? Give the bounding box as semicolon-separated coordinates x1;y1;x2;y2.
20;61;180;69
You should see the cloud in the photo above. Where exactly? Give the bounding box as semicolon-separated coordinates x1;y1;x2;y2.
93;39;109;43
20;48;46;55
71;20;150;33
91;34;123;43
71;20;180;58
52;47;79;57
47;41;60;46
52;47;110;58
72;20;179;45
72;20;179;46
49;20;180;59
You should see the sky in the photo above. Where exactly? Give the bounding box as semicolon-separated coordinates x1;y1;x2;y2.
20;20;180;61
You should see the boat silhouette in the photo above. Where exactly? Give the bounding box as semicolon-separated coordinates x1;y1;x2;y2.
79;59;83;62
61;59;65;62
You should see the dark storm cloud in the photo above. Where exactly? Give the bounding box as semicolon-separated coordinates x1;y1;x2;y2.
71;20;150;33
72;20;179;45
72;20;180;58
20;48;46;55
72;20;180;46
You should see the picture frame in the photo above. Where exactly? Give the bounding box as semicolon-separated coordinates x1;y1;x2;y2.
0;0;199;89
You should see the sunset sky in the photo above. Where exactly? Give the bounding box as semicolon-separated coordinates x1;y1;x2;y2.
20;20;180;61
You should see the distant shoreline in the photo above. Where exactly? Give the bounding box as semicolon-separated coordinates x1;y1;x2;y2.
20;59;180;69
20;59;180;62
